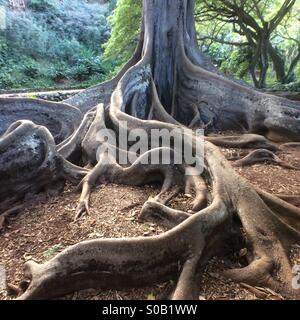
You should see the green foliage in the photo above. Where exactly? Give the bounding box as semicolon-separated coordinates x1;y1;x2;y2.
204;42;233;68
103;0;142;70
67;49;105;81
6;0;110;59
270;81;300;92
103;0;300;89
0;0;113;89
2;0;299;91
296;64;300;79
195;0;300;87
43;244;62;259
27;0;58;11
220;47;252;79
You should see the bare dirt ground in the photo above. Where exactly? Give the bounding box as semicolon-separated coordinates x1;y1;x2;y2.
0;141;299;300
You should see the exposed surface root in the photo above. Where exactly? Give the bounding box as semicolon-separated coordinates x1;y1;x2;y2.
256;188;300;230
0;98;82;144
0;120;88;210
276;195;300;208
206;134;278;151
281;143;300;149
232;149;299;170
139;200;191;229
14;128;300;299
0;205;24;230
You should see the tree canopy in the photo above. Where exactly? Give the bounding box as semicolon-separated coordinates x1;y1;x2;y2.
102;0;142;67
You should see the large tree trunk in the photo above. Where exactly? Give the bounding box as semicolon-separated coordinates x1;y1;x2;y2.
0;0;300;300
69;0;300;141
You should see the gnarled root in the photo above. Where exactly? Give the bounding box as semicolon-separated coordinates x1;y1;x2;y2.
0;98;82;144
231;149;299;170
17;198;228;300
16;136;300;300
0;205;24;231
0;120;88;218
75;147;187;220
139;200;191;229
206;134;278;151
0;120;64;203
275;195;300;208
281;143;300;150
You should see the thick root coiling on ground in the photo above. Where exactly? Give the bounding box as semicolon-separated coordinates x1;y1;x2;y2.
0;98;82;144
3;103;299;300
0;120;63;203
0;119;88;211
13;99;300;300
231;149;299;170
4;51;300;303
0;97;87;209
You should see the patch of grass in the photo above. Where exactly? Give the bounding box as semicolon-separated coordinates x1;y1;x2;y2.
43;244;62;259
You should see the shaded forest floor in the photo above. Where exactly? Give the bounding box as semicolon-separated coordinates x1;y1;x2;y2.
0;136;299;300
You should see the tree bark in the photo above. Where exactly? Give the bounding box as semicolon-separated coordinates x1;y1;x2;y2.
285;49;300;84
269;44;287;83
269;43;300;85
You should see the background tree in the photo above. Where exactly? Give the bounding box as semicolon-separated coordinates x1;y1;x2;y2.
272;9;300;84
102;0;142;70
195;0;300;88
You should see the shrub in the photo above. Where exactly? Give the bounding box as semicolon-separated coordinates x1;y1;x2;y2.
0;0;113;89
220;47;252;79
27;0;58;12
270;81;300;92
